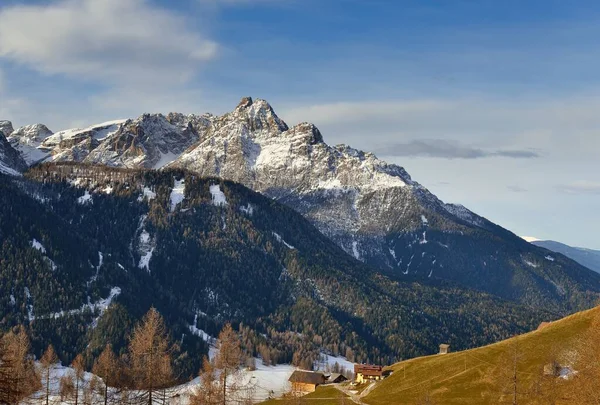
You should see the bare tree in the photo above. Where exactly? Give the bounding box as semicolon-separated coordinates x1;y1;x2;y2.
60;374;75;403
214;323;243;405
190;323;257;405
40;345;59;405
71;354;87;405
493;337;527;405
0;326;41;404
190;357;221;405
128;307;175;405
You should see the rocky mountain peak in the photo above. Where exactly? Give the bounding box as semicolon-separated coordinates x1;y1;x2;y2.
288;122;324;145
0;120;14;137
234;96;289;133
10;123;53;144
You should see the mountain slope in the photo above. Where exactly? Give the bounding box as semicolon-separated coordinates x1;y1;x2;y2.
532;240;600;274
364;305;600;405
0;129;27;175
0;163;563;373
5;98;600;313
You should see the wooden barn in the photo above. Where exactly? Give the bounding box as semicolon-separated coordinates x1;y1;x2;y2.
288;370;327;393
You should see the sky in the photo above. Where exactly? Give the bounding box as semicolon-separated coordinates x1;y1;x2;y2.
0;0;599;249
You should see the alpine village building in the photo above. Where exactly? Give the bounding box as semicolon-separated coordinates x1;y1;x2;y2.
354;364;390;384
288;371;349;393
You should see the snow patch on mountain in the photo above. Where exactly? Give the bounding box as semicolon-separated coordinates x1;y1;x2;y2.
77;190;93;205
210;184;228;206
352;241;360;260
138;186;157;202
32;287;121;323
31;238;46;253
170;178;186;211
272;232;295;250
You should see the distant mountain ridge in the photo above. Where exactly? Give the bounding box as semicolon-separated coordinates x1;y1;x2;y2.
3;97;600;313
532;240;600;274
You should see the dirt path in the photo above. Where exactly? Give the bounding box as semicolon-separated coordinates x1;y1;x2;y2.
333;382;377;405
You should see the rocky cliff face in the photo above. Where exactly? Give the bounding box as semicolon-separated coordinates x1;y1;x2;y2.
0;129;27;175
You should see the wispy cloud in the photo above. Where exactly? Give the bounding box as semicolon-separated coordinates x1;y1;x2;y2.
0;0;218;86
371;139;539;160
557;180;600;195
507;185;529;193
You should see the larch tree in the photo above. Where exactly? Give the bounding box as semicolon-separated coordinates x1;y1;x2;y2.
40;345;59;405
92;344;120;405
214;323;243;405
71;354;86;405
0;326;41;404
128;307;175;405
190;357;220;405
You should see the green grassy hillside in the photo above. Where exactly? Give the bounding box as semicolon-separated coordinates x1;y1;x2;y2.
364;306;600;405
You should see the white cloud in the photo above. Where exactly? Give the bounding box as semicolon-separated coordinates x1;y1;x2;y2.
279;96;600;160
0;0;218;85
557;180;600;195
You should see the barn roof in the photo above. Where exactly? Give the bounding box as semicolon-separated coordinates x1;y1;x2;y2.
288;371;326;385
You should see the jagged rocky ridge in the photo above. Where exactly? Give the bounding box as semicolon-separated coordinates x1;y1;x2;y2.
3;98;600;312
0;129;27;175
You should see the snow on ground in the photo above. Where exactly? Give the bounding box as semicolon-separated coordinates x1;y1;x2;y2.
521;236;541;243
314;353;355;373
421;215;428;225
32;287;121;322
44;120;125;145
153;151;179;169
137;186;157;202
210;184;228;206
352;240;360;260
77;190;93;205
138;248;154;273
0;161;21;176
170;178;185;211
546;255;555;262
102;185;113;194
31;239;46;253
272;232;295;249
523;259;539;268
240;203;254;216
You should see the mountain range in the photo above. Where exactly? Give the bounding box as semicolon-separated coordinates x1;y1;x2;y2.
1;97;600;374
530;240;600;274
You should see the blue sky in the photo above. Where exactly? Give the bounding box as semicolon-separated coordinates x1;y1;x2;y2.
1;0;599;248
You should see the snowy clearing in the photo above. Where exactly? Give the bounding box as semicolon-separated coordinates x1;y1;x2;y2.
77;190;93;205
210;184;228;206
170;178;185;211
31;239;46;253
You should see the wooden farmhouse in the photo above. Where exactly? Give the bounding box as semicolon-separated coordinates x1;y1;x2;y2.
288;370;350;393
289;371;327;393
354;364;388;383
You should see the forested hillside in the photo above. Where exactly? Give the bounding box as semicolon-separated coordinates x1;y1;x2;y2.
0;163;563;378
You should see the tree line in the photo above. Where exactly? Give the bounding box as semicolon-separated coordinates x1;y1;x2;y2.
0;308;259;405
